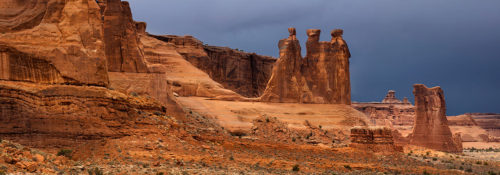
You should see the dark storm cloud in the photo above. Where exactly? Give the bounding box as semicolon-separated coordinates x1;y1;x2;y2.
128;0;500;115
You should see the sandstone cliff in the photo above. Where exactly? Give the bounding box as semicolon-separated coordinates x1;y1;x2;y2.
409;84;462;153
101;0;149;73
150;35;276;97
0;0;109;86
260;28;352;104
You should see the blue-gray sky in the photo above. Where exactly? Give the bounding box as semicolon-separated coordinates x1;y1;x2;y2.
128;0;500;115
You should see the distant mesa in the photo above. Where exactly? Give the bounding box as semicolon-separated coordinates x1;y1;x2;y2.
353;90;415;126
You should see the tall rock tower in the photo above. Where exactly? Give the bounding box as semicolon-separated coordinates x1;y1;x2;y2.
409;84;462;153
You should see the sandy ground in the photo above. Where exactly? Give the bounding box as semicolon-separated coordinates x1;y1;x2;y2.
177;97;370;132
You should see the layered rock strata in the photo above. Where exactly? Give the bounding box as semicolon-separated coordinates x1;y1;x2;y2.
0;81;168;148
350;126;402;152
151;35;276;97
409;84;462;153
260;28;352;104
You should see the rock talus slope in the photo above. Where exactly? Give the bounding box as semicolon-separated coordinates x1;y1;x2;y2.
409;84;462;153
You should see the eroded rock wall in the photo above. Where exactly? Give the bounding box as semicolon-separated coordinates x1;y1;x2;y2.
150;35;276;98
409;84;462;153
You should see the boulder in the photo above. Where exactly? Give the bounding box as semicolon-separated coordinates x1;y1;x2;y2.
350;126;402;152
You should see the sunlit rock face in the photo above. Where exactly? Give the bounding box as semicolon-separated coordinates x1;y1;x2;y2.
409;84;462;153
0;0;109;86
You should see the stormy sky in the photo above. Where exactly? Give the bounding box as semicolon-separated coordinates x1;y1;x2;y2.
127;0;500;115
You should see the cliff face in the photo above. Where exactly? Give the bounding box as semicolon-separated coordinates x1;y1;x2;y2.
101;0;149;73
0;0;109;86
151;35;276;98
260;28;352;104
409;84;462;153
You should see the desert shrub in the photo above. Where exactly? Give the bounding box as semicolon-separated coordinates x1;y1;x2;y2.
130;92;138;97
484;162;489;165
292;137;296;142
57;149;72;158
0;170;5;175
466;168;473;173
344;165;352;170
156;172;165;175
459;166;464;170
423;170;430;175
476;161;482;165
153;111;163;116
488;171;497;175
87;167;103;175
432;157;437;161
292;164;300;171
229;155;234;161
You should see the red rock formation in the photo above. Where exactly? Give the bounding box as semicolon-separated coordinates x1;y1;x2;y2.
260;28;306;103
260;28;352;104
0;0;109;86
350;126;402;152
150;35;276;97
102;0;149;73
409;84;462;153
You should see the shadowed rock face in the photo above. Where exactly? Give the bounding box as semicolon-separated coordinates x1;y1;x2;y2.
150;34;276;98
409;84;462;153
260;28;352;104
0;0;109;86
